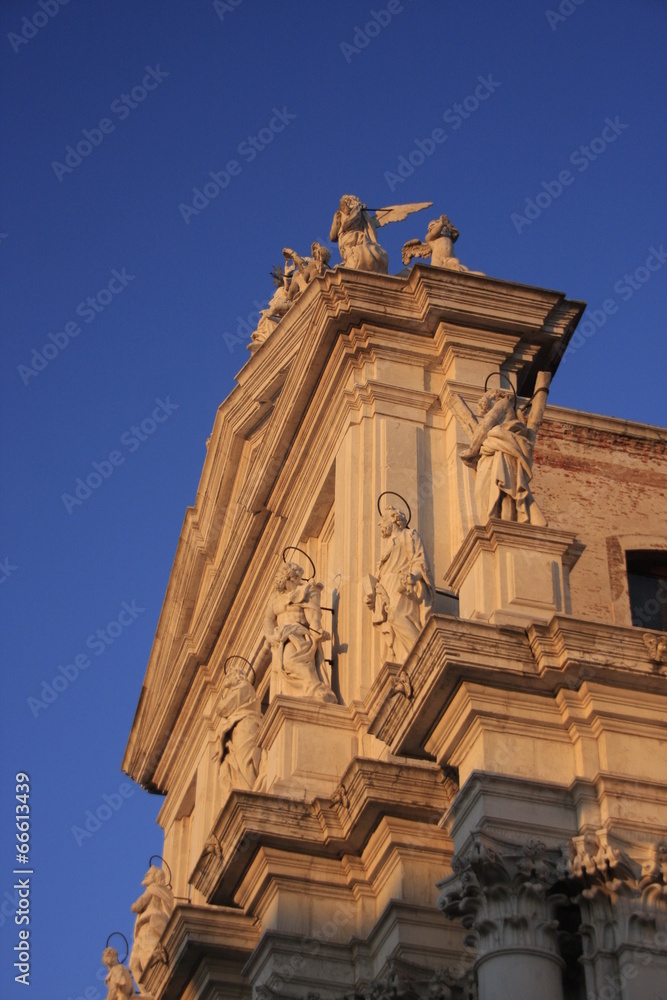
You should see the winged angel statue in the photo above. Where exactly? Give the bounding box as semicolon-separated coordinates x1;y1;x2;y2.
401;213;483;273
330;195;432;273
450;372;552;525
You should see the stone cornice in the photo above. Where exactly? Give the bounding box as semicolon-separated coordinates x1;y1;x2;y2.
141;903;259;1000
189;757;451;905
366;613;667;755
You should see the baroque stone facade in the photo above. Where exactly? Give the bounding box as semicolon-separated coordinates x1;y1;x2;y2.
117;231;667;1000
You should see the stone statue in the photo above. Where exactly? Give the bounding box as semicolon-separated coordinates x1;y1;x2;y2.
102;947;134;1000
330;195;432;273
283;242;332;302
452;372;552;525
213;660;262;792
401;214;483;273
129;865;174;986
250;260;294;350
263;561;336;703
249;243;333;351
364;505;435;661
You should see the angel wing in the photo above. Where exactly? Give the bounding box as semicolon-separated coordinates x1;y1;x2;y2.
373;201;433;227
401;239;432;266
448;393;478;438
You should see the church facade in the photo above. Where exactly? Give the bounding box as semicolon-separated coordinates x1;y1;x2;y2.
119;205;667;1000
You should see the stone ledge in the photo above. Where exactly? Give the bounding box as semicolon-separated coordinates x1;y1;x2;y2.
367;613;667;755
141;903;259;1000
189;757;451;905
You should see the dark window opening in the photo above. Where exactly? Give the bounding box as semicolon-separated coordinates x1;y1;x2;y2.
627;551;667;632
553;899;587;1000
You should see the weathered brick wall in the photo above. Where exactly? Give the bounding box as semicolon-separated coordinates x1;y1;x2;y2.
532;407;667;624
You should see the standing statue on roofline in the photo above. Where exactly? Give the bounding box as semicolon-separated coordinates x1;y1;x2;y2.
402;214;484;274
330;195;432;273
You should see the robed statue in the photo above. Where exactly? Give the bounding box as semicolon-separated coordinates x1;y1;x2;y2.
129;865;174;986
330;195;432;273
263;562;337;703
364;505;435;661
451;372;552;525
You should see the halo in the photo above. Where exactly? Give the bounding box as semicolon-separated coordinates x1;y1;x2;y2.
223;656;255;686
281;546;316;581
147;855;173;889
105;932;129;964
377;491;412;527
483;371;517;406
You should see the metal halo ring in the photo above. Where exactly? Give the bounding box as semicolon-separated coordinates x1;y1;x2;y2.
377;492;412;527
223;656;256;686
483;371;517;406
148;855;173;890
105;932;129;964
282;546;316;581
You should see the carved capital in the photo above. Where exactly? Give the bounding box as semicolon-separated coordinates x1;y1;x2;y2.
564;833;667;955
437;832;566;959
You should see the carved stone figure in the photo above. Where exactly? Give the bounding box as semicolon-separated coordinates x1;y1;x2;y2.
364;505;435;661
250;260;294;349
129;866;174;986
330;195;432;273
102;947;134;1000
283;242;332;302
249;243;333;351
401;215;483;273
263;562;336;703
213;660;262;792
452;372;552;525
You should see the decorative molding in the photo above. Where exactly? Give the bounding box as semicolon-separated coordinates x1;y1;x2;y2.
644;632;667;670
437;831;567;959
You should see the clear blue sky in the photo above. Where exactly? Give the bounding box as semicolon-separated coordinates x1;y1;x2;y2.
1;1;665;997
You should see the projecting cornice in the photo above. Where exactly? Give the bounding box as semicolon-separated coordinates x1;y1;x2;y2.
366;612;667;756
122;265;585;789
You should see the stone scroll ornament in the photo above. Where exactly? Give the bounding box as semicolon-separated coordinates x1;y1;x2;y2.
364;495;435;661
329;195;432;273
102;935;134;1000
401;213;484;274
263;550;337;703
451;371;552;526
212;657;262;793
128;862;174;987
250;242;332;351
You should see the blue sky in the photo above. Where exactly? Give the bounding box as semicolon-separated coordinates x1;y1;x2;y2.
1;1;666;997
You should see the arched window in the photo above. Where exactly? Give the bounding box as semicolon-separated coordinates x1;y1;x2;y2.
626;550;667;632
